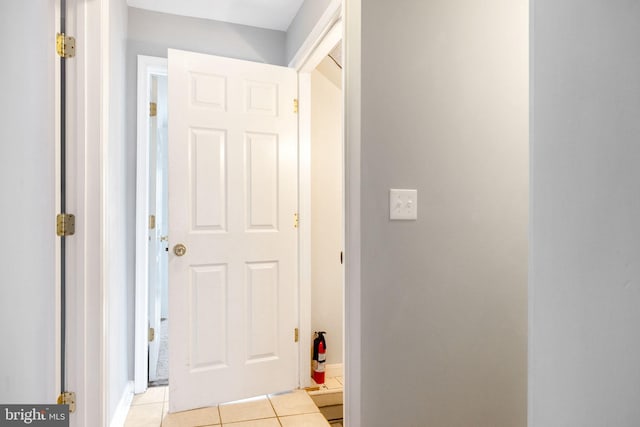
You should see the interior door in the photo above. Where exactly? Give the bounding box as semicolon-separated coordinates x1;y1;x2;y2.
168;49;299;412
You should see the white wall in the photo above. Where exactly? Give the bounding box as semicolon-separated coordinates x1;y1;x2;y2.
311;68;343;366
285;0;331;63
106;0;131;422
359;1;528;425
530;1;640;425
0;0;56;404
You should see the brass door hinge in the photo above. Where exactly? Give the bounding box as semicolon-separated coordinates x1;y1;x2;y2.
56;213;75;237
294;213;299;228
57;391;76;413
293;99;298;114
149;214;156;230
294;328;299;343
150;102;157;117
148;327;155;342
56;33;76;58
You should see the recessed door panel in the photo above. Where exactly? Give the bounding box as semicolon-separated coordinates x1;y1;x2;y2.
190;72;227;111
190;128;226;232
245;81;278;115
246;262;279;363
246;133;278;231
189;265;228;371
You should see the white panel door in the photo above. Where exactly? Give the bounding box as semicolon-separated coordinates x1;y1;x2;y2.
168;49;299;412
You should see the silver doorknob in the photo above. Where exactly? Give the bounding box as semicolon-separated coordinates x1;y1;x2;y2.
173;243;187;256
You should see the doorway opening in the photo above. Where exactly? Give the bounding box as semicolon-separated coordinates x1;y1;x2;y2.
134;55;169;393
133;14;346;416
307;40;345;427
147;72;169;386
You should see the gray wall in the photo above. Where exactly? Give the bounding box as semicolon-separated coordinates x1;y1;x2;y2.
286;0;331;64
0;0;56;403
128;7;286;65
359;1;528;425
530;1;640;425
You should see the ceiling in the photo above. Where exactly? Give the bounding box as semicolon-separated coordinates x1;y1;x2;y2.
127;0;305;31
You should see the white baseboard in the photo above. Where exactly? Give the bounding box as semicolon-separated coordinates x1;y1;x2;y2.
110;381;134;427
325;363;343;378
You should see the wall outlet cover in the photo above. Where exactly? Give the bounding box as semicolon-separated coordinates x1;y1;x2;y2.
389;189;418;220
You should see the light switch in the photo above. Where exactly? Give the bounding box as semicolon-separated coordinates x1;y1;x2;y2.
389;189;418;220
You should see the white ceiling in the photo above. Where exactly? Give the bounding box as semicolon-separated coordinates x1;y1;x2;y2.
127;0;305;31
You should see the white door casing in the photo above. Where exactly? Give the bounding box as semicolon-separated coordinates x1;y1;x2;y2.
168;49;299;412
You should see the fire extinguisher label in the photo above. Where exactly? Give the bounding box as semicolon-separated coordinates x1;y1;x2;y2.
312;360;325;372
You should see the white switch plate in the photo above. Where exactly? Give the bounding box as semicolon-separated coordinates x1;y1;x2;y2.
389;189;418;220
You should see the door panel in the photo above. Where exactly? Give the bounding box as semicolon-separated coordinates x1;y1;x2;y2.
168;49;298;412
246;133;279;229
191;128;226;230
189;264;227;369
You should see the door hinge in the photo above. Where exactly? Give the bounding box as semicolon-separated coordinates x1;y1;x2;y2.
57;391;76;413
294;213;299;228
56;213;75;237
56;33;76;58
149;214;156;230
293;98;299;114
294;328;299;343
150;102;157;117
148;327;155;342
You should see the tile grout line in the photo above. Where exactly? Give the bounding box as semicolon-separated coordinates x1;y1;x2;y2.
265;394;283;426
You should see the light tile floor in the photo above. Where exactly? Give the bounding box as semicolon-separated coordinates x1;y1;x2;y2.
308;376;343;392
124;387;331;427
306;377;343;427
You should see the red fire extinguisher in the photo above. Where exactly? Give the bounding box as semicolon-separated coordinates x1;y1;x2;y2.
312;331;327;384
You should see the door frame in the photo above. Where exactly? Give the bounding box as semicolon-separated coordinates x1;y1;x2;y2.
343;1;362;424
291;5;343;391
292;2;362;426
134;52;309;394
132;3;363;424
134;55;168;394
131;16;345;395
65;0;111;425
71;0;361;424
